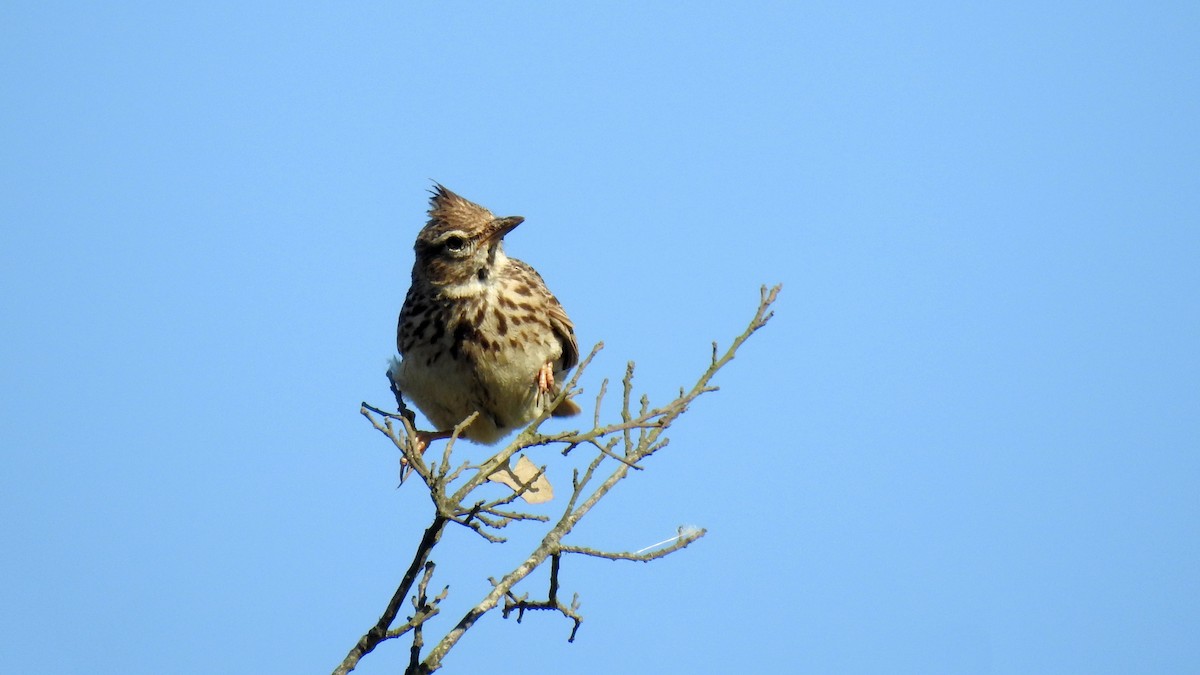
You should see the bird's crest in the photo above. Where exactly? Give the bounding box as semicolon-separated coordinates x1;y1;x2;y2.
427;184;494;232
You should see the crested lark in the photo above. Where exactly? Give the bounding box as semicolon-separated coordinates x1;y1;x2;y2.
391;185;580;453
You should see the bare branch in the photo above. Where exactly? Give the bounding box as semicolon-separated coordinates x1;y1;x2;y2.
500;554;582;642
560;526;707;562
338;284;782;674
333;517;447;675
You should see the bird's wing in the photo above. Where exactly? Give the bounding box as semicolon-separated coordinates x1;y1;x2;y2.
511;259;578;371
545;292;578;372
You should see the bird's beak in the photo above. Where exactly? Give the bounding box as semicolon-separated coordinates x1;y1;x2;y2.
486;216;524;242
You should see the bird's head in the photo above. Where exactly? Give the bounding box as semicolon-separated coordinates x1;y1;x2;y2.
412;184;522;293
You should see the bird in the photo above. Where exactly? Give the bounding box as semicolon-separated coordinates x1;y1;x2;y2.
390;184;580;459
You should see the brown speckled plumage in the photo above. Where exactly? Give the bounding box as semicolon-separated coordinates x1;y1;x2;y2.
391;185;579;444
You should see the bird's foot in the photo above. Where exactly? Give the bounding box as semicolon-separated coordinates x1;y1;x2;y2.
397;429;453;485
413;429;452;454
536;361;555;394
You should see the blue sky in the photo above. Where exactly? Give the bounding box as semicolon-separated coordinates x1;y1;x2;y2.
2;2;1198;673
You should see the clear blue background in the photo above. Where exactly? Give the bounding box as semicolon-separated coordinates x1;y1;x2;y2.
3;3;1197;673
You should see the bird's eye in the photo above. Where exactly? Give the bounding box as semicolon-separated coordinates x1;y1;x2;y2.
444;236;466;251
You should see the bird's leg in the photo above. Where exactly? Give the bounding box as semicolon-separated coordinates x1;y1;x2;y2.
536;361;555;394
